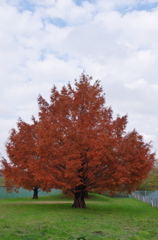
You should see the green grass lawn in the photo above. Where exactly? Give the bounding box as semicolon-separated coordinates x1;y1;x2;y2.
0;193;158;240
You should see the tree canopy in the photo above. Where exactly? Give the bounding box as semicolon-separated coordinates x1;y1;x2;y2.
1;73;156;207
1;118;44;199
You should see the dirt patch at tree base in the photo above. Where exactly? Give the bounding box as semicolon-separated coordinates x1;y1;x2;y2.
0;201;73;205
24;201;73;204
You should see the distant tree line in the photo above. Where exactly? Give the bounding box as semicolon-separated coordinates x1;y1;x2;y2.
138;164;158;191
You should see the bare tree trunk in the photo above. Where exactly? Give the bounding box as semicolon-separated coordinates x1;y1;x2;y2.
72;191;86;208
32;187;38;199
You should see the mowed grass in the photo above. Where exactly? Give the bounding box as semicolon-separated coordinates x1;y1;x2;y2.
0;194;158;240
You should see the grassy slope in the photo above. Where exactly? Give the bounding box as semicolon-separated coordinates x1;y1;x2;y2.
0;193;158;240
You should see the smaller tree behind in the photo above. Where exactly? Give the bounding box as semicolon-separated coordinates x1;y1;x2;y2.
1;118;43;199
138;165;158;191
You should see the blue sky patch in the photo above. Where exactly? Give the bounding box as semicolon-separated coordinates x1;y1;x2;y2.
116;2;158;15
48;18;67;28
17;0;93;11
73;0;94;6
18;0;35;12
136;2;158;11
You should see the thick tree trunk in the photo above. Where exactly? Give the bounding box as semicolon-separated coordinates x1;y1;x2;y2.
84;191;89;198
72;191;86;208
32;187;38;199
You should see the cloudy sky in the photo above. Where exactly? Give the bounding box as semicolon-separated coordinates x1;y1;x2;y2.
0;0;158;158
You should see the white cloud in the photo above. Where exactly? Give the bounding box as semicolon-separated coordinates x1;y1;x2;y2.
125;79;148;89
141;133;157;143
0;0;158;158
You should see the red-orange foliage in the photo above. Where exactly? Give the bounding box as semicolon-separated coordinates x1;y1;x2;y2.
34;73;155;207
1;73;156;207
1;118;43;199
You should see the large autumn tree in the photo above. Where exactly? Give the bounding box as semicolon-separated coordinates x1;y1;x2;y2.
1;118;45;199
1;73;155;207
33;73;155;207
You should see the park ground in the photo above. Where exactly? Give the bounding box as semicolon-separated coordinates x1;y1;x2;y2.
0;193;158;240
